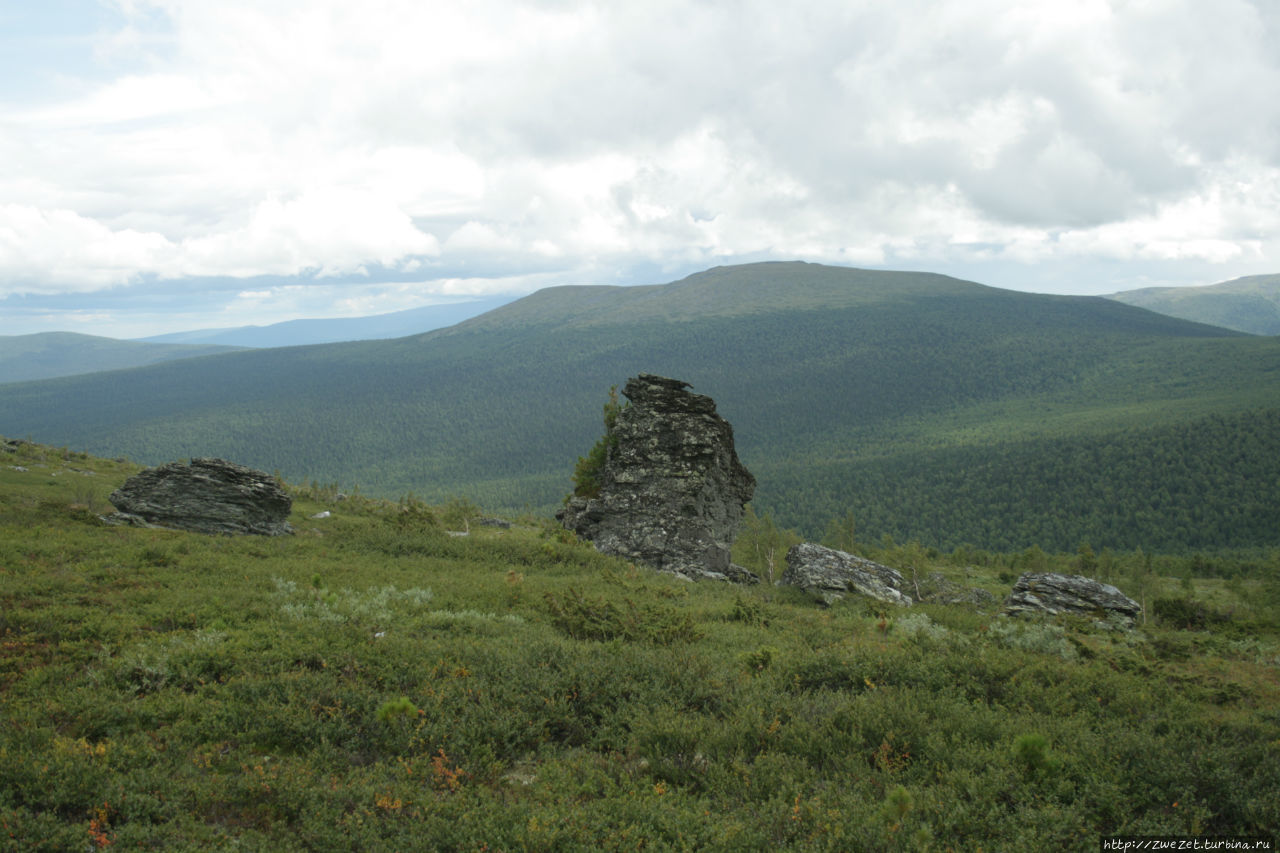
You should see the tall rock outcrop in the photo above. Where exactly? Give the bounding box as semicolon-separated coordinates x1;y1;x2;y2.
106;457;294;536
558;374;757;581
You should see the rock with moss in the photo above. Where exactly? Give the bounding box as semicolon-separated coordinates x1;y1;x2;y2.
105;457;293;536
781;542;913;606
1003;572;1141;627
558;374;757;582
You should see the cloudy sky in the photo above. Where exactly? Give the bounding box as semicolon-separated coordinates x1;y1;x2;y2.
2;0;1278;338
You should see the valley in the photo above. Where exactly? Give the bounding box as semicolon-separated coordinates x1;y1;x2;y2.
2;262;1276;554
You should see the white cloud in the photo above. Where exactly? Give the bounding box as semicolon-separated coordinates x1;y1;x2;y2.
1;0;1279;332
0;187;440;295
0;203;173;291
178;188;440;278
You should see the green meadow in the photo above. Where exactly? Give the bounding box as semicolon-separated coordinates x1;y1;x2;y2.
1;439;1278;850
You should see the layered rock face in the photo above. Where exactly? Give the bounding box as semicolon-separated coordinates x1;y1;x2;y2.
558;374;757;581
781;543;913;606
1003;572;1142;627
106;457;294;536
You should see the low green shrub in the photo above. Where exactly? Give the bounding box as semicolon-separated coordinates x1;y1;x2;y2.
1011;733;1063;777
741;646;779;674
986;618;1078;660
729;594;769;626
3;441;1279;848
1152;596;1229;630
544;587;703;645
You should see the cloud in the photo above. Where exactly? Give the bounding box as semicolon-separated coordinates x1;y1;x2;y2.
0;203;173;291
178;189;440;278
1;0;1279;331
0;188;440;296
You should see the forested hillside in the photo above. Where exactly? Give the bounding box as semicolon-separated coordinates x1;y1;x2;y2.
1;262;1276;554
1108;274;1280;335
761;409;1280;553
0;332;243;382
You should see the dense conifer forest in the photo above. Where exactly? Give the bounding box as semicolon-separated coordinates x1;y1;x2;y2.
1;263;1276;555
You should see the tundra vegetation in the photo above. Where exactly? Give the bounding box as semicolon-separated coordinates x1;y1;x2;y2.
1;439;1278;850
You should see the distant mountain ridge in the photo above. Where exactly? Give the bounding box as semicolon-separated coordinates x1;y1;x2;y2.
444;262;984;332
0;332;243;384
1;261;1276;553
138;295;517;347
1106;274;1280;335
2;296;517;384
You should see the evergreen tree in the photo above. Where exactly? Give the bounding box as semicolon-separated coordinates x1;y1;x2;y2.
569;385;622;500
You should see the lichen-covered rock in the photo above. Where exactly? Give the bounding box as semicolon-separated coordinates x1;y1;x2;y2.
781;542;912;606
558;374;757;582
105;457;293;536
1003;572;1141;627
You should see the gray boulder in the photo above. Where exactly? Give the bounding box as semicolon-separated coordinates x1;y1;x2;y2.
558;374;757;582
781;543;912;606
1003;572;1141;627
106;457;293;536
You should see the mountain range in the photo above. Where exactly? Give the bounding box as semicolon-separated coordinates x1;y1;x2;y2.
136;294;515;347
0;296;514;382
1106;274;1280;335
5;271;1275;384
1;261;1276;554
0;332;244;383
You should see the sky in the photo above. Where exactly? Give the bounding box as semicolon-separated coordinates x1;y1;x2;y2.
1;0;1278;339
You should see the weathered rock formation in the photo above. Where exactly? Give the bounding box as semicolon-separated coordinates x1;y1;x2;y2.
781;543;913;607
1003;572;1141;627
558;374;757;582
105;458;293;536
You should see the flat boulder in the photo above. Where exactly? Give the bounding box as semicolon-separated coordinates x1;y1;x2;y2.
1003;572;1141;627
106;457;293;536
781;543;912;606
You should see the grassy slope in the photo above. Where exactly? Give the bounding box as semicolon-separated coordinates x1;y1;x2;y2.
1;440;1277;849
0;262;1276;552
1108;274;1280;336
0;332;244;383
